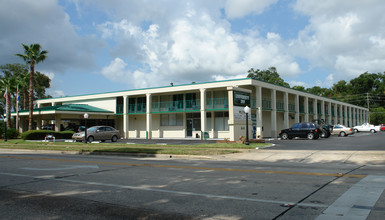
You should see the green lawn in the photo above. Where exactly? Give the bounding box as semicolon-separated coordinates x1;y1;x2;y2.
0;139;270;156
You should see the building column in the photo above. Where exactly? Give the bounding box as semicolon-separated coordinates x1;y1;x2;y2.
146;93;152;139
344;106;348;126
256;86;263;138
54;114;62;132
304;96;309;122
339;105;343;125
200;88;206;139
334;103;338;125
359;109;363;125
349;106;352;127
284;92;289;129
227;88;235;141
36;116;42;130
19;116;26;133
313;99;318;120
123;95;129;139
327;102;332;124
321;100;325;121
295;94;300;123
353;108;356;126
271;89;277;138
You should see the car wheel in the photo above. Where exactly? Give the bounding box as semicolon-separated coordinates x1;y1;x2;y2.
340;131;346;137
87;136;94;142
370;129;376;133
101;140;106;142
354;129;358;133
111;135;118;142
307;132;315;140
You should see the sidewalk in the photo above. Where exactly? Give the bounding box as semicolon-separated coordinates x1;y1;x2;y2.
1;147;385;165
210;148;385;165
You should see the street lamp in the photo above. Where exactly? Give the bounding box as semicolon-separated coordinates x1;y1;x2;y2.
84;113;89;144
244;106;251;145
4;118;7;142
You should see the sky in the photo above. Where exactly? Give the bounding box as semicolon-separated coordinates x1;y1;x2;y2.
1;0;385;98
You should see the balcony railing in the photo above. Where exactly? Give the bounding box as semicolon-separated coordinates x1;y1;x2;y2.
116;104;123;114
151;99;200;113
129;103;146;114
276;101;284;111
309;106;314;114
206;98;228;110
299;105;305;113
152;100;184;112
289;103;296;113
262;99;271;110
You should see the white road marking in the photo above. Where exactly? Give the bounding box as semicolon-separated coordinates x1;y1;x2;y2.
316;175;385;220
0;172;327;208
21;165;99;171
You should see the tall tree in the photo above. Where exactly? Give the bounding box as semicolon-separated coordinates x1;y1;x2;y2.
292;85;306;92
15;44;48;130
247;67;290;87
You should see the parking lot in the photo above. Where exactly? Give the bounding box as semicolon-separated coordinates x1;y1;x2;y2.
269;131;385;151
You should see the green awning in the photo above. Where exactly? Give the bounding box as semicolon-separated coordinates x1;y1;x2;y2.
17;104;114;114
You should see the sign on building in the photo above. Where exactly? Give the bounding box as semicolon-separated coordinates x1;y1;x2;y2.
233;91;250;107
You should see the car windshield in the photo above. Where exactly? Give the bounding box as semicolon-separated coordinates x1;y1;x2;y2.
87;127;98;132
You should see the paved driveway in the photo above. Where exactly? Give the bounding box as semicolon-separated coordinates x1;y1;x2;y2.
268;131;385;151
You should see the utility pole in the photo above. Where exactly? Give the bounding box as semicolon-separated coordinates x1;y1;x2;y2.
367;93;370;123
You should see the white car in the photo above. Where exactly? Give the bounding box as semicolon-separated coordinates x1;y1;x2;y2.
353;123;380;133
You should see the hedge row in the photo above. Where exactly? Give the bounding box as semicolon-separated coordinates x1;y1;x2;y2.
0;128;19;139
20;130;75;140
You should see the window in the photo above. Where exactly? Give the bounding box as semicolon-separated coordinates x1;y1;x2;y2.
214;112;229;131
292;123;300;129
161;114;183;126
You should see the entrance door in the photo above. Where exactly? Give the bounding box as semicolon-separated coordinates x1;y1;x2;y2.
187;119;193;137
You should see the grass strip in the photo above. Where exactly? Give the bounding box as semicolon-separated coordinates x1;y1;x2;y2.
0;139;270;156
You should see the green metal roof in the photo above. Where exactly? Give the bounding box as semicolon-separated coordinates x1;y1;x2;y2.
18;104;114;113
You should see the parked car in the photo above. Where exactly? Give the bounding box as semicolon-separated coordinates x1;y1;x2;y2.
42;124;55;130
331;124;354;137
279;122;322;140
72;126;121;142
312;119;332;138
380;124;385;131
353;123;380;133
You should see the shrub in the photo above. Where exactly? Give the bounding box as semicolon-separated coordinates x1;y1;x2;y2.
6;128;19;139
0;128;19;139
20;130;75;140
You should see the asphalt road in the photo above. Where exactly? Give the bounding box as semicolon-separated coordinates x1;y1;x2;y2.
0;132;384;219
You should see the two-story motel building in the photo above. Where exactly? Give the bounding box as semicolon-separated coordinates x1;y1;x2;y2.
15;78;369;140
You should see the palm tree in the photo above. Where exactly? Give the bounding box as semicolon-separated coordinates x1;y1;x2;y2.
18;70;30;110
15;44;48;130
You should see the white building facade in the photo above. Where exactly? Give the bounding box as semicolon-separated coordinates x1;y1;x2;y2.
16;78;369;140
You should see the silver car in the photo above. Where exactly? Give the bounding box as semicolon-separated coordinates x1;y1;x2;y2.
331;124;354;137
72;126;121;142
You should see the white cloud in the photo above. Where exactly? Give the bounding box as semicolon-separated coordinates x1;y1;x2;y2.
98;9;301;88
225;0;278;19
293;0;385;82
101;58;129;82
48;90;65;98
0;0;101;74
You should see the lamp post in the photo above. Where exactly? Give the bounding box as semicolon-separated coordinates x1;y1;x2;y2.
244;106;250;145
4;118;7;142
84;113;88;144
